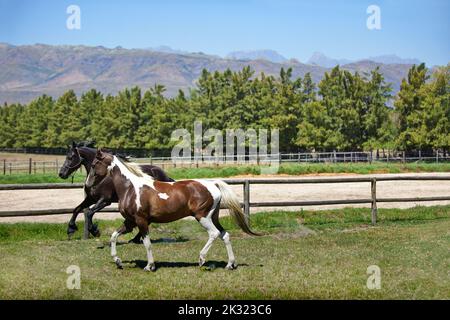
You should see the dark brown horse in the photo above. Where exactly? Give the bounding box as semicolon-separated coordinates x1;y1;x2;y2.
89;150;259;271
59;141;174;238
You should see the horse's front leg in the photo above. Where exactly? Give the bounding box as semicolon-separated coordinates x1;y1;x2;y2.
86;198;111;237
67;198;94;238
111;220;135;269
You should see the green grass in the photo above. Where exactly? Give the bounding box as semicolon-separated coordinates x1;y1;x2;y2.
0;205;449;299
1;162;449;184
0;172;86;184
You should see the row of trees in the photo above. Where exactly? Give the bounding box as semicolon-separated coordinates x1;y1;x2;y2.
0;63;448;153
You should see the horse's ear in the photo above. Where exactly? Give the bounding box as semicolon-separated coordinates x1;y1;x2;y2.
71;141;76;148
95;149;103;159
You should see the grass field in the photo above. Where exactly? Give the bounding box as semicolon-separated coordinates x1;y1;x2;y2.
0;205;449;299
1;161;449;184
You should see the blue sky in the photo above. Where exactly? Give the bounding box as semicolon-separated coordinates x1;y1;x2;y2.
1;0;449;65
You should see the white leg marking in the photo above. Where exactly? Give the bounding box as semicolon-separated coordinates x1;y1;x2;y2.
110;230;123;268
143;234;156;271
199;217;220;266
220;231;237;268
110;231;120;257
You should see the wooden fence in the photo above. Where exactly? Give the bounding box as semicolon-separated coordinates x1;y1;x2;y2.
1;175;449;239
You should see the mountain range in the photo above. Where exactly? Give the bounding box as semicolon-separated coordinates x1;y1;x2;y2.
0;43;426;104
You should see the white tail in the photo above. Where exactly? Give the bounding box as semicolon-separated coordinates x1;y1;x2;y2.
214;180;260;236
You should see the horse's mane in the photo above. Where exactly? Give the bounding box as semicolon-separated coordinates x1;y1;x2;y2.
114;155;153;180
76;141;96;148
115;153;132;161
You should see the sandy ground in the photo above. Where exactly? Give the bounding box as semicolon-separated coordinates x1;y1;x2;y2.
0;172;449;223
0;152;66;161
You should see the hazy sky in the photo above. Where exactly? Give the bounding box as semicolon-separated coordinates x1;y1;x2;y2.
1;0;449;65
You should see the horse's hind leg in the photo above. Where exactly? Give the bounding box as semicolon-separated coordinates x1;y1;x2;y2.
197;206;221;267
212;208;237;270
136;218;156;272
110;220;134;269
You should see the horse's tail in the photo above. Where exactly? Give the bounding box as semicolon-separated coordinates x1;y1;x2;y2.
214;180;261;236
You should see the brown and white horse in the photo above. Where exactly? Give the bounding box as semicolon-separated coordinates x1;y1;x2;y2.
89;149;259;271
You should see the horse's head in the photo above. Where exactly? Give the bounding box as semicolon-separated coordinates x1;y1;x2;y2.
86;149;113;187
59;141;83;179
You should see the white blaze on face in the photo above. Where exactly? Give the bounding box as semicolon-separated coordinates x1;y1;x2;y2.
110;156;156;210
158;193;169;200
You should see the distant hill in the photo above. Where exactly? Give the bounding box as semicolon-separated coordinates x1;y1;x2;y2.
367;54;422;65
307;51;422;68
226;50;288;63
307;52;352;68
0;43;418;104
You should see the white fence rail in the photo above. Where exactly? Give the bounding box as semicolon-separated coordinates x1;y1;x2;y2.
1;151;449;175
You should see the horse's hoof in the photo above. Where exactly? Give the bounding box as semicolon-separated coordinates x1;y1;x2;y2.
144;264;156;272
67;225;78;237
225;262;237;270
199;256;206;267
115;258;123;269
89;225;101;237
92;230;101;237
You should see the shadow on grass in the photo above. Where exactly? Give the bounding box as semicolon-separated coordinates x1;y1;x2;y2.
96;237;190;249
127;236;191;244
123;259;252;270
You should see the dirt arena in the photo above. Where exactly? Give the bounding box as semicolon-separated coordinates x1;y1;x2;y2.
0;172;449;223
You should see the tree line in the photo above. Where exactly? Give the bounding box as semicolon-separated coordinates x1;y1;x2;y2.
0;63;448;154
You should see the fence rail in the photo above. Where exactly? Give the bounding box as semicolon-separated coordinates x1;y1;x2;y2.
1;175;450;239
1;151;449;175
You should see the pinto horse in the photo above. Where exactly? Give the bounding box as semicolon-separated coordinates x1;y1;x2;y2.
59;141;174;238
89;149;259;271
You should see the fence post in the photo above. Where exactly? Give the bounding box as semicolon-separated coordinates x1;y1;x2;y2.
244;180;250;218
371;178;377;225
29;158;32;174
83;211;89;240
3;159;5;175
402;151;406;164
436;151;439;163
